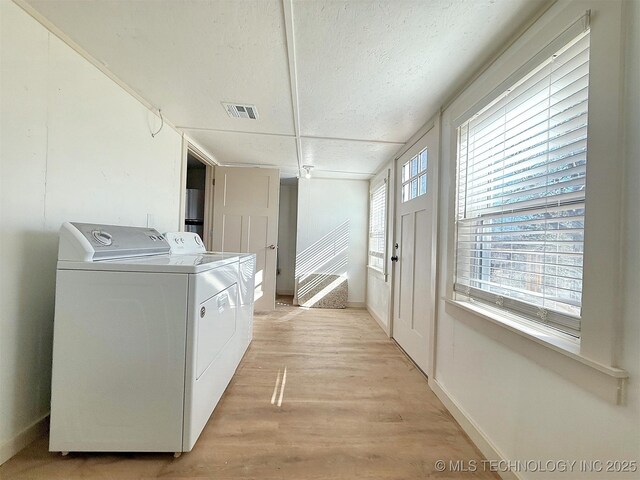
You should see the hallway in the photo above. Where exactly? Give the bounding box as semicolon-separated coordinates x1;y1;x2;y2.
0;305;496;479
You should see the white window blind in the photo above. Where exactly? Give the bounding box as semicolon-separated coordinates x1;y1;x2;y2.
454;29;590;337
369;180;387;272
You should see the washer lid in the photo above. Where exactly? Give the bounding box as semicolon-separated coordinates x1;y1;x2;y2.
58;253;239;273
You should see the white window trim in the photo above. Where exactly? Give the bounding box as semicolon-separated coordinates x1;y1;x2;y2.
445;298;625;377
453;24;590;338
444;296;627;404
441;1;628;403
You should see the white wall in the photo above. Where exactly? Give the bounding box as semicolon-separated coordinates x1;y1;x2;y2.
295;178;368;306
366;165;394;333
276;181;298;295
365;0;639;477
0;1;183;463
434;3;639;476
621;0;640;458
366;268;391;330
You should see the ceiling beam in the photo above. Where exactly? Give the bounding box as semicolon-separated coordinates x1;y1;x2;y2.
175;127;296;138
174;127;406;146
299;135;405;146
282;0;303;177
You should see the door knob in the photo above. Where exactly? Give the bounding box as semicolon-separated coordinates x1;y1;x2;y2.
268;244;277;250
391;255;399;262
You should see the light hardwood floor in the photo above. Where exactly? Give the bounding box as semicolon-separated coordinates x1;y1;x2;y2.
0;305;497;479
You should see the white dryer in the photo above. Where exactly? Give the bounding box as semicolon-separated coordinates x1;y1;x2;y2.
50;222;246;455
164;232;256;354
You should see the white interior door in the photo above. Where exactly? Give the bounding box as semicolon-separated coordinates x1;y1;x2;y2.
213;167;280;312
392;127;437;374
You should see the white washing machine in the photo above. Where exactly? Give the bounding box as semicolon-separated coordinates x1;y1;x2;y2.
164;232;256;352
50;222;248;455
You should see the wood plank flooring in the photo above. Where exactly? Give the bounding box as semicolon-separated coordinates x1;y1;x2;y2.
0;304;497;479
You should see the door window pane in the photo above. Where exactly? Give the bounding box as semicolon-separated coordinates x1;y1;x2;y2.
401;147;429;203
419;150;427;173
419;174;427;195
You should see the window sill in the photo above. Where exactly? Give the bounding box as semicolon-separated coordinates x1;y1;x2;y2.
367;265;388;280
445;298;628;403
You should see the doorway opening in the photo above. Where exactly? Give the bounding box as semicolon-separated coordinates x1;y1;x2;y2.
276;178;298;306
185;152;206;241
182;145;215;249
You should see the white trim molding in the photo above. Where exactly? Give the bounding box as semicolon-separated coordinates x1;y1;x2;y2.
429;379;519;480
445;300;628;404
0;414;49;466
367;305;391;337
347;302;366;309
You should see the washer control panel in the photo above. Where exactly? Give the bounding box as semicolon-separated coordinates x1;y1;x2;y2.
92;229;113;246
58;222;171;261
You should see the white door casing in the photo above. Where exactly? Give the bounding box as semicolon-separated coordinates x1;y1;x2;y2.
392;126;438;375
213;166;280;312
180;141;217;247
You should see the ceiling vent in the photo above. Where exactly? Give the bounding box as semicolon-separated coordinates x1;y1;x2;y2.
222;102;259;120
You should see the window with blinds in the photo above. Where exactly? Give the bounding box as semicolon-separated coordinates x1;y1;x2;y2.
454;29;590;337
369;180;387;272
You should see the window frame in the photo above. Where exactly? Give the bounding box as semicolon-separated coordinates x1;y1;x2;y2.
450;14;592;339
441;3;628;401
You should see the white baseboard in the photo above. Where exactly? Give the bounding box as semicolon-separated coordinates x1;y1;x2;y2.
428;379;520;480
347;302;366;309
366;305;390;337
276;290;294;296
0;413;49;466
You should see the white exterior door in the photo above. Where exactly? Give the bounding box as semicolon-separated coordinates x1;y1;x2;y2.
392;127;437;374
213;167;280;312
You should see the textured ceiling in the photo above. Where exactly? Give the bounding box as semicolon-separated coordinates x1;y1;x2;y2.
21;0;547;179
